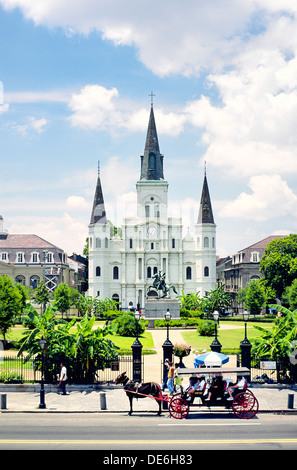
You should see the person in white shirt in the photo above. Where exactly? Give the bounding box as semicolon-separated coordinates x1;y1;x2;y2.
59;362;67;395
227;376;246;400
187;376;206;400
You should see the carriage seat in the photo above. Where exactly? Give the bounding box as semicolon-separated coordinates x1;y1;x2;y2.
193;380;207;397
227;378;248;397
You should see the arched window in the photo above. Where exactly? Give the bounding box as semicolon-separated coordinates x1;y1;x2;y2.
153;266;158;275
186;266;192;280
105;237;108;248
204;237;209;248
96;266;101;277
112;294;120;310
15;275;26;286
113;266;119;280
96;237;101;248
147;267;152;278
204;266;209;277
30;275;40;289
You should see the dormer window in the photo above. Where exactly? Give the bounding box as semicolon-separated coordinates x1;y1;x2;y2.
0;252;8;262
31;252;39;263
251;252;259;263
16;252;25;263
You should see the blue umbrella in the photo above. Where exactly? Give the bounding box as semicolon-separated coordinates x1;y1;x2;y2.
195;351;229;366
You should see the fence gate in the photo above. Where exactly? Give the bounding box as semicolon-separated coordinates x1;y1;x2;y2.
94;355;145;384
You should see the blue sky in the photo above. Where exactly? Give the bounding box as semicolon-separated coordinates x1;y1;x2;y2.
0;0;297;257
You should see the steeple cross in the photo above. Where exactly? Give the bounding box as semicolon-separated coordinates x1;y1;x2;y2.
149;91;155;106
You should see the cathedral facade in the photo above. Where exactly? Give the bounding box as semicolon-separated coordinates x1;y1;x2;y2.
88;104;216;311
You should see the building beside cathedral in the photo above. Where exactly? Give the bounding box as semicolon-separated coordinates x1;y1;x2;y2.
88;104;216;311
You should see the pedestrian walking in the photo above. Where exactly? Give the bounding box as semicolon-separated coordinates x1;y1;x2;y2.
58;362;68;395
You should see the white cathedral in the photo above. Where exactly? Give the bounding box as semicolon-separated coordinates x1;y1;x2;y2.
87;103;216;311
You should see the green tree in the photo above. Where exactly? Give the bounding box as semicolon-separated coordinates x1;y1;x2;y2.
260;234;297;299
252;304;297;381
70;291;94;317
244;280;266;314
282;279;297;311
0;276;22;346
34;281;50;313
178;291;202;311
18;303;62;358
112;313;145;337
18;305;118;383
202;285;232;316
53;283;72;318
65;314;118;382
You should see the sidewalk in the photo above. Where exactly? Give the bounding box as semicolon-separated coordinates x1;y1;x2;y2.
1;328;297;414
1;385;297;414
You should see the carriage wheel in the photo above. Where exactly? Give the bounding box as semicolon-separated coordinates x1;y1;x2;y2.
232;391;259;419
169;397;189;419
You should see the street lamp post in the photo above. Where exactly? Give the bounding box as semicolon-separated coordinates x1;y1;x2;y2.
131;311;143;382
39;336;47;409
162;309;173;386
240;310;252;370
210;310;222;352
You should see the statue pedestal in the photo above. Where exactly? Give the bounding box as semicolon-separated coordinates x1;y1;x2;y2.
144;298;180;327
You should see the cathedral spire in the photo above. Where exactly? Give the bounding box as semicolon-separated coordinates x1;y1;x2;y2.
140;102;164;181
197;170;215;224
90;162;107;225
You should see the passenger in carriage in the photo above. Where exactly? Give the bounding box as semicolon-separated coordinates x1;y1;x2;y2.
227;376;247;400
205;375;225;402
186;375;206;401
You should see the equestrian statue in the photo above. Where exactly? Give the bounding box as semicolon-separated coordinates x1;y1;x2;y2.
147;270;177;298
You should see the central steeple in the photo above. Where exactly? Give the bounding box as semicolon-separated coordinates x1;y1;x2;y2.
140;104;164;181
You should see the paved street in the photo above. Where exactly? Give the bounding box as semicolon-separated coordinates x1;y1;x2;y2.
0;413;297;450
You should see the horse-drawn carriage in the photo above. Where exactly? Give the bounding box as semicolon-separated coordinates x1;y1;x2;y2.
169;366;259;420
115;366;259;420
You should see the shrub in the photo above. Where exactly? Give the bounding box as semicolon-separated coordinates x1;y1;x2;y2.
197;319;215;336
112;313;145;337
0;370;23;383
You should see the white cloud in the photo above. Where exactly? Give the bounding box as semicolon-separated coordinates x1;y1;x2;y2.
0;104;9;114
2;0;295;77
68;85;185;136
68;85;122;131
14;116;48;135
66;195;89;210
219;175;297;221
8;212;88;254
6;90;70;103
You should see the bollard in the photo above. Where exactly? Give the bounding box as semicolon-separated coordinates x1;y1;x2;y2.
99;392;107;410
1;394;7;410
288;393;294;409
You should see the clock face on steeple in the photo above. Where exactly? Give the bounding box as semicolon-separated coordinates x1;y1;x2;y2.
147;226;157;238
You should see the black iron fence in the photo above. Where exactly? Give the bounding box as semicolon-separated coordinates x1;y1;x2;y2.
0;354;40;383
0;354;144;385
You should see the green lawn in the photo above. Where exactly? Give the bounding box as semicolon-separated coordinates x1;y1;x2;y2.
181;322;272;350
2;321;270;352
1;322;155;351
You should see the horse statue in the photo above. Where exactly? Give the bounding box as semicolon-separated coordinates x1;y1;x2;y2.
115;371;162;416
147;270;177;298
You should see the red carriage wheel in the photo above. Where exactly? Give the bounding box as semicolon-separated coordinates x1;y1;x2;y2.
232;391;259;419
169;397;189;419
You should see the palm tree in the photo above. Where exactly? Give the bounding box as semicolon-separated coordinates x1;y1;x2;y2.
202;285;232;316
